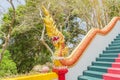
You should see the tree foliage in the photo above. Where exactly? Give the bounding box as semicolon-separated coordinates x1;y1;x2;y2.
8;4;52;73
0;49;17;77
1;0;120;74
7;0;87;73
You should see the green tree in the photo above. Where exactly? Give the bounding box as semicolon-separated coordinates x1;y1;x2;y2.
8;4;52;73
1;0;120;74
0;49;17;77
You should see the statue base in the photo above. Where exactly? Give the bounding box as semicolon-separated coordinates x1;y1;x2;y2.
52;66;68;80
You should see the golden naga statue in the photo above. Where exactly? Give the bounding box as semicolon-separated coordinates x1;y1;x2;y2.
42;6;68;67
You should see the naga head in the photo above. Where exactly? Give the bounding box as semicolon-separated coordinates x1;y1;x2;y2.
42;5;68;67
52;36;59;43
42;6;65;48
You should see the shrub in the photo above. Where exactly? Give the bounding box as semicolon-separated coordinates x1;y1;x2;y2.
0;49;17;77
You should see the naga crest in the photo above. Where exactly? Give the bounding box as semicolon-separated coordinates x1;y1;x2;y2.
42;6;68;66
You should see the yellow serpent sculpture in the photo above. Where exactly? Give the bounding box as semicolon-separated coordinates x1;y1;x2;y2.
42;6;68;67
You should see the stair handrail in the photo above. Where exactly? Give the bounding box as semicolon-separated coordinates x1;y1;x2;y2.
59;17;120;66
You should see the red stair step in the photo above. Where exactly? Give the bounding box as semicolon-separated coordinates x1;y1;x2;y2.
103;73;120;80
112;62;120;68
115;58;120;62
118;54;120;57
108;68;120;74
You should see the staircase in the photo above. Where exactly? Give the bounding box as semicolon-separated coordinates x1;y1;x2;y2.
78;34;120;80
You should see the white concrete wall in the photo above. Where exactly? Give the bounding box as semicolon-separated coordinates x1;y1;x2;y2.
66;21;120;80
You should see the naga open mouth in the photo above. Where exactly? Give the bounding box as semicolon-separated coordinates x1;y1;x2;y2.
52;36;59;44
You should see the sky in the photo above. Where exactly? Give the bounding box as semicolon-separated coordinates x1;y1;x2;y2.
0;0;25;10
0;0;25;23
0;0;25;44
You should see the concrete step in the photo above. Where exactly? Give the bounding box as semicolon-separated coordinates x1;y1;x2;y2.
106;47;120;50
103;73;120;80
108;45;120;49
103;50;120;53
108;67;120;74
111;40;120;44
99;53;119;57
114;38;120;41
78;34;120;80
92;61;112;67
78;75;102;80
96;57;115;62
88;66;108;72
83;71;105;79
109;45;120;47
115;58;120;62
112;62;120;68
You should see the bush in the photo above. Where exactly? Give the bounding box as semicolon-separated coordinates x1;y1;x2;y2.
0;49;17;77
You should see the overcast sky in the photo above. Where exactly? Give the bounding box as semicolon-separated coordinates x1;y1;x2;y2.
0;0;25;44
0;0;25;23
0;0;25;10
